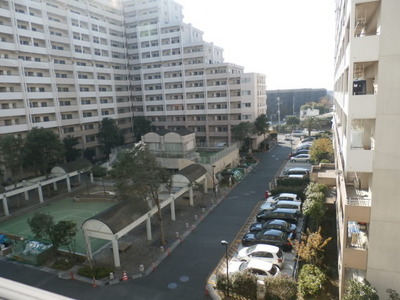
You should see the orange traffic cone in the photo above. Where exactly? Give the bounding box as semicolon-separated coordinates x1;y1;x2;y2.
122;271;128;281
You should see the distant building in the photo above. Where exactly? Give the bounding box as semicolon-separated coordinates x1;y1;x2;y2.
266;88;328;122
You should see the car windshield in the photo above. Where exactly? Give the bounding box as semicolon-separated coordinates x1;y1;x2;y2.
245;245;257;255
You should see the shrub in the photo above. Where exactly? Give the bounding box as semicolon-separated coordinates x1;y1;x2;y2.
216;273;232;298
298;264;326;297
264;275;297;300
52;258;74;271
305;182;329;197
77;265;114;279
344;279;379;300
276;177;309;187
232;272;258;300
91;165;107;178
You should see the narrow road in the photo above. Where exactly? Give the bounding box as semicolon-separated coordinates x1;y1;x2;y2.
0;138;292;300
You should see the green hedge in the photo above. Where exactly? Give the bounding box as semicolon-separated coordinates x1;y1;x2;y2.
77;265;114;279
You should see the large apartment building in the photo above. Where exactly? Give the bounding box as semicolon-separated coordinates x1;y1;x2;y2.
0;0;133;152
123;0;266;146
333;0;400;297
0;0;266;153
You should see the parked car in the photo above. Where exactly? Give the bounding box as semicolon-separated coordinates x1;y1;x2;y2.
241;229;293;250
282;167;310;176
260;200;302;212
237;244;285;267
300;136;319;143
292;130;305;137
290;154;311;163
284;134;292;141
228;258;281;280
249;219;297;236
265;193;301;203
288;149;310;158
296;143;312;151
256;208;300;224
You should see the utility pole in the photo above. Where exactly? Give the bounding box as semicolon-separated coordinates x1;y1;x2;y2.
293;95;295;115
276;97;282;130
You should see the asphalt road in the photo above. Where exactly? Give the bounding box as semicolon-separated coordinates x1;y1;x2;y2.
0;138;293;300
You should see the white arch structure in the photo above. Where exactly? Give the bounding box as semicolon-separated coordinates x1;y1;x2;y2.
82;164;210;268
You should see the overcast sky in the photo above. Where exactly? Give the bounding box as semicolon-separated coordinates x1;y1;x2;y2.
175;0;336;91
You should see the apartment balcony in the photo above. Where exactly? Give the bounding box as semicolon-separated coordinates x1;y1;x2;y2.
185;86;204;93
206;85;227;92
0;124;29;134
0;24;13;34
59;105;79;112
25;77;52;84
185;75;204;81
0;92;23;100
348;94;377;118
0;75;21;83
31;120;58;129
57;91;77;98
54;64;74;71
343;247;368;270
30;107;56;114
81;104;98;110
206;108;229;115
207;97;227;103
0;108;26;117
346;147;374;173
27;92;54;99
55;78;76;85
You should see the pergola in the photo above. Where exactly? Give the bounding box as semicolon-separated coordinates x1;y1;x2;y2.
82;164;210;267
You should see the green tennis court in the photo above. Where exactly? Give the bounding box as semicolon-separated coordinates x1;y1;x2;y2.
0;198;115;254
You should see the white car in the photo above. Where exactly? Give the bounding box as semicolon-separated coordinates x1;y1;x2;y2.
228;258;281;280
237;244;285;268
290;154;311;162
266;193;301;203
260;200;302;212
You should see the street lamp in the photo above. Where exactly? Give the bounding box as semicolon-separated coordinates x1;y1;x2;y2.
212;165;216;197
221;240;229;297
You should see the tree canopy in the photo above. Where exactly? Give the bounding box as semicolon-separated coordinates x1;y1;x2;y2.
63;136;82;162
24;128;65;177
0;135;24;185
97;118;124;158
111;143;170;244
133;116;154;142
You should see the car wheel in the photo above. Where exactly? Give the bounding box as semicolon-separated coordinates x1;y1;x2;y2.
291;159;296;162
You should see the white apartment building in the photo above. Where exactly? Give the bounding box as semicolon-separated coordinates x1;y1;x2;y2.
333;0;400;297
0;0;134;154
123;0;266;146
0;0;266;154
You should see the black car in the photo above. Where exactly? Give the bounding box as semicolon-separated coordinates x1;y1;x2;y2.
241;229;293;251
256;208;299;224
249;219;297;234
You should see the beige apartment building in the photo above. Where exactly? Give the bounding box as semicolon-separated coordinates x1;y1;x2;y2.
0;0;266;154
124;0;266;146
333;0;400;297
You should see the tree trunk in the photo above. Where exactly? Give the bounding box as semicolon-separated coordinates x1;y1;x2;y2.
155;197;167;245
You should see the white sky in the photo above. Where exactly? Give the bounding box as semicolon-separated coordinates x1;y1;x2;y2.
175;0;336;91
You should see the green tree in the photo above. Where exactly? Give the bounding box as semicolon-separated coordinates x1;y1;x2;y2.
344;279;379;300
310;138;334;164
302;191;326;229
63;136;82;162
24;128;65;178
0;135;25;187
111;143;169;245
27;212;54;240
388;288;400;300
253;114;270;150
301;116;321;136
298;264;326;297
292;227;331;267
231;122;255;151
50;220;78;255
97;118;124;158
285;115;300;131
133;116;154;142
